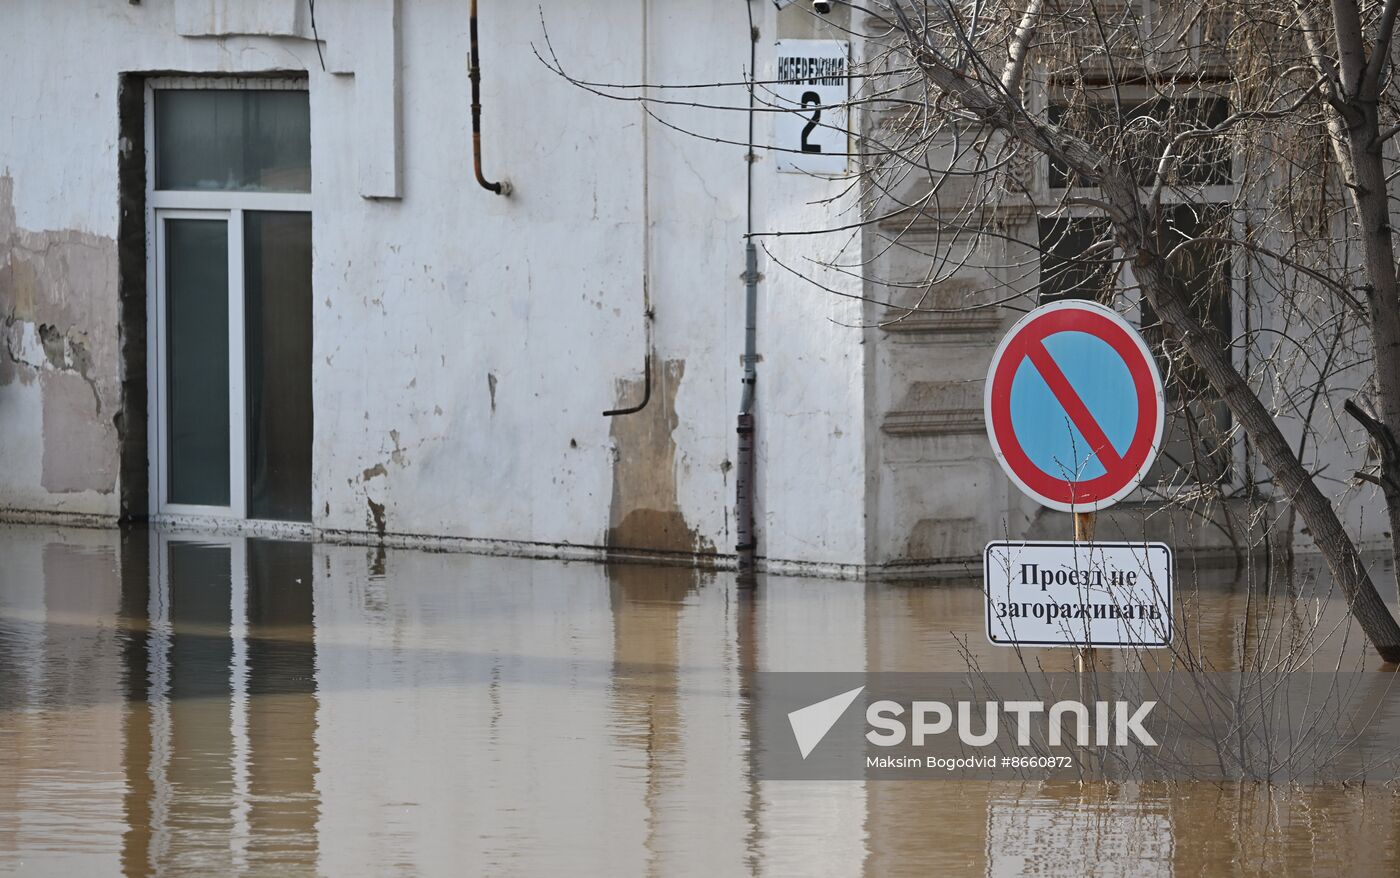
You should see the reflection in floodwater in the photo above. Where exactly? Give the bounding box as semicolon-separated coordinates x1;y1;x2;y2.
0;523;1397;875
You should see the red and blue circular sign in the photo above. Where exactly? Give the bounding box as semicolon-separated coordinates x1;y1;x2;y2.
984;300;1165;512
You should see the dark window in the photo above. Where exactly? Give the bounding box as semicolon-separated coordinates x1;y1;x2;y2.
1036;205;1235;487
1037;217;1114;304
165;219;230;507
244;212;313;522
1139;204;1233;402
1140;204;1234;486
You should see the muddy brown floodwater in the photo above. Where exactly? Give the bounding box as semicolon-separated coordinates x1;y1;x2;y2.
2;523;1399;876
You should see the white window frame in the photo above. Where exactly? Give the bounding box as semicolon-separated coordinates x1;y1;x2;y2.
145;77;312;522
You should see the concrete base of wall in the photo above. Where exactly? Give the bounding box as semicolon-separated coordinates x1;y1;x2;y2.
0;507;120;530
2;506;1379;583
0;509;869;580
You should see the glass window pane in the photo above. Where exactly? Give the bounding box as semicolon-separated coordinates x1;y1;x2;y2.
166;219;230;507
1038;217;1114;305
1148;398;1233;488
1173;97;1231;186
1139;204;1233;401
1047;97;1230;188
1139;204;1234;487
245;212;313;522
156;89;311;192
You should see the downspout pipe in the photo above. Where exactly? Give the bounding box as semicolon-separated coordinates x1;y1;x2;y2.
469;0;510;195
736;1;760;583
740;242;758;417
604;0;654;417
736;242;758;581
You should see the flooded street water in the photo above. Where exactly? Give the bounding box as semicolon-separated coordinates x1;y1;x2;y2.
2;523;1398;876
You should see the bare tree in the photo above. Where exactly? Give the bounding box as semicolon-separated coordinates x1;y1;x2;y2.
836;0;1400;660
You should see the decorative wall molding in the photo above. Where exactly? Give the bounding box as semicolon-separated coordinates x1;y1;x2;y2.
881;380;985;436
880;408;984;436
878;308;1003;338
877;277;1007;339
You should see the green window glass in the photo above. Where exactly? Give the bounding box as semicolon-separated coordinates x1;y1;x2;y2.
156;89;311;192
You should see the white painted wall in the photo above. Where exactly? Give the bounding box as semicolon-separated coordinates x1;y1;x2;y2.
0;0;868;568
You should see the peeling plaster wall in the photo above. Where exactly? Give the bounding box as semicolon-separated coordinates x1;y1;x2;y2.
0;175;121;513
0;0;869;567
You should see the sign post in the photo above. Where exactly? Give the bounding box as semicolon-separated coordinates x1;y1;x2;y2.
1073;510;1096;671
983;300;1171;661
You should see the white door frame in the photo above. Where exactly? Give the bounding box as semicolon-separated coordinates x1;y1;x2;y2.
151;208;246;518
145;78;312;522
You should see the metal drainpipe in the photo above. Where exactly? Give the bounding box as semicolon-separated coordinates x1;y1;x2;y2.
469;0;511;195
736;1;760;583
603;0;654;417
736;244;758;582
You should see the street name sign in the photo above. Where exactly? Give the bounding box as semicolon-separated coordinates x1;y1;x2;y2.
984;541;1173;648
773;39;849;175
984;300;1165;512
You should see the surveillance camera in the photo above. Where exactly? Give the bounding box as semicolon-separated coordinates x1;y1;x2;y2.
773;0;835;13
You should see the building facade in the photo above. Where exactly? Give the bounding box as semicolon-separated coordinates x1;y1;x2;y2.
0;0;1382;573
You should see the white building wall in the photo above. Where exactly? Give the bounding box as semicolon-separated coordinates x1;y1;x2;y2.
0;0;868;568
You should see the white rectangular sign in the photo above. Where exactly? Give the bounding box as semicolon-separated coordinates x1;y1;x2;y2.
773;39;849;175
984;541;1173;648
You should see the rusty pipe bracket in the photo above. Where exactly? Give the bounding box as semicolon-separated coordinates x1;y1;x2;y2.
469;0;510;196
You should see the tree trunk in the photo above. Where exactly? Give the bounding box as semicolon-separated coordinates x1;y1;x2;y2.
1307;0;1400;647
1341;109;1400;606
1130;246;1400;663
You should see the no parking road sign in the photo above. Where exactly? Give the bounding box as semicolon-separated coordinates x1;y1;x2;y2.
985;301;1165;512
